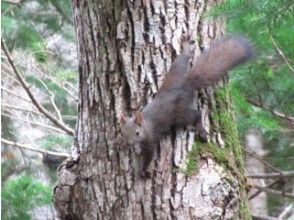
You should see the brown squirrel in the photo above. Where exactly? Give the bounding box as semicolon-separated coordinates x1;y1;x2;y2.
121;35;253;178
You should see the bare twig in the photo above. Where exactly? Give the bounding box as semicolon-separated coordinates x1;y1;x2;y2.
278;204;293;219
2;0;22;5
246;98;294;124
252;185;294;199
1;138;70;158
34;75;63;122
49;92;63;121
1;38;74;136
64;81;78;93
251;213;279;220
249;180;280;200
2;112;67;134
2;87;31;103
243;148;282;173
2;103;44;116
62;115;77;120
41;72;78;102
247;170;294;179
269;33;294;74
2;64;22;83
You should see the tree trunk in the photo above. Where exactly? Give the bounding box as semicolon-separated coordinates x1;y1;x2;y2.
54;0;250;219
245;131;268;216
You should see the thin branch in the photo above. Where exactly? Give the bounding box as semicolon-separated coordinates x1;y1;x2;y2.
246;98;294;124
247;170;294;179
62;115;77;120
41;72;78;102
278;204;293;219
2;64;48;100
249;179;280;200
14;57;78;102
2;87;31;103
2;103;44;116
269;33;294;74
34;75;63;122
251;213;279;220
2;112;67;134
64;81;78;93
1;38;74;136
2;64;22;83
243;148;282;173
252;185;294;199
50;93;63;121
2;0;22;5
1;138;70;159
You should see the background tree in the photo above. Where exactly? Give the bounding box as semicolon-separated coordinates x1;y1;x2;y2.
1;0;76;219
211;0;294;218
53;0;251;219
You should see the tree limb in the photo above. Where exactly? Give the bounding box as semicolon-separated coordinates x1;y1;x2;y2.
278;204;293;219
2;112;67;134
2;0;22;5
2;87;32;103
2;103;44;116
40;71;78;102
247;171;294;179
246;98;294;124
1;138;70;159
251;213;279;220
34;75;63;122
1;38;75;136
249;180;280;200
243;148;282;173
252;185;294;199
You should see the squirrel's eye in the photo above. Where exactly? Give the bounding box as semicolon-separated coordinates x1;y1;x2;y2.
136;131;140;136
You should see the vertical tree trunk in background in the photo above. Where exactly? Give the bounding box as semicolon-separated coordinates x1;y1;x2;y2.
245;131;268;215
54;0;250;219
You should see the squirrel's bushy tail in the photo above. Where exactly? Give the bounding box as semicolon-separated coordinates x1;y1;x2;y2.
186;35;254;89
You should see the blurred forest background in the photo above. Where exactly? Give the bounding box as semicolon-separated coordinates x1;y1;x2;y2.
1;0;293;219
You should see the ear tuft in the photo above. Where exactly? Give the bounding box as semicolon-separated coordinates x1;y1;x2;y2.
134;111;143;126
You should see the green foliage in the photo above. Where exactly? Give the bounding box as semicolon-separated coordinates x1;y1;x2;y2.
2;2;76;217
25;75;77;118
38;134;73;150
1;175;52;220
30;41;48;63
1;0;74;48
210;0;294;215
53;69;78;82
210;0;294;156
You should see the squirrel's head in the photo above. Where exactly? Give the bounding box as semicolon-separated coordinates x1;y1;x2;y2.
120;111;146;146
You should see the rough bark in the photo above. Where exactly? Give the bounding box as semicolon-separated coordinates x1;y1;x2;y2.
54;0;250;219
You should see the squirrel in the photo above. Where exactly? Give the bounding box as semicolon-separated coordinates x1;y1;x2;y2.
121;35;253;178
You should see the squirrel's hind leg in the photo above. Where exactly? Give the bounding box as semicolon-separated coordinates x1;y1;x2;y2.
175;109;208;141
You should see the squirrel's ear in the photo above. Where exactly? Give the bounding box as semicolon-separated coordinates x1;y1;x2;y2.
120;115;127;124
134;111;143;126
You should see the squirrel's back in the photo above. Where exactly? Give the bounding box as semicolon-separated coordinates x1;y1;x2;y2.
186;35;254;89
